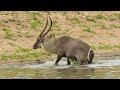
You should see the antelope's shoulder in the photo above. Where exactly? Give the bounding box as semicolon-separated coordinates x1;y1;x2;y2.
58;36;74;40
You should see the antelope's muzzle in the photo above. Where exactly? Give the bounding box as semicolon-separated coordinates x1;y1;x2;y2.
33;46;37;49
88;60;92;64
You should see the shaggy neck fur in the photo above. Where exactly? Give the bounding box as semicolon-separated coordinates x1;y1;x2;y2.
42;38;57;54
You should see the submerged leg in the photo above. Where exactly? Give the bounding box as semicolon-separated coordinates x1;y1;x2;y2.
67;58;70;65
55;55;62;65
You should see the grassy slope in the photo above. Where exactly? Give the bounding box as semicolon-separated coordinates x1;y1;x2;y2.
0;11;120;63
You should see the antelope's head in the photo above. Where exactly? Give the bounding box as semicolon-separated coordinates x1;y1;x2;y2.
33;16;52;49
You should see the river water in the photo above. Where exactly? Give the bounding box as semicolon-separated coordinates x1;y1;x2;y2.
0;56;120;79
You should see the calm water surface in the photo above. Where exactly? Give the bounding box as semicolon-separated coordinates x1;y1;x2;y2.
1;56;120;79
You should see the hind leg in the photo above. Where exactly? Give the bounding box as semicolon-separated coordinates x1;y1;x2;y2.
55;55;62;65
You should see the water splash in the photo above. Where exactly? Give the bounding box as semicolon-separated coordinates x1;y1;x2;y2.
1;59;120;69
87;60;120;68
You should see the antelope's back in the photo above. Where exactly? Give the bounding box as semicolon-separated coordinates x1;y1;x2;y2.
54;36;90;54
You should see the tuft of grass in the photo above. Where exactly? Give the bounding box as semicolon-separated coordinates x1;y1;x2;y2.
115;45;120;49
8;42;16;46
17;31;23;37
31;18;41;29
86;16;96;22
61;11;68;15
95;14;107;19
44;11;51;15
83;27;95;33
15;20;22;26
24;32;33;38
17;31;33;38
30;12;40;16
110;24;120;28
68;17;81;24
114;13;120;19
0;53;9;61
91;44;97;50
83;27;91;32
96;22;108;29
9;19;16;22
2;28;14;40
101;24;107;29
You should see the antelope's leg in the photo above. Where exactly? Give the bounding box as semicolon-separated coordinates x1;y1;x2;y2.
55;55;62;65
67;58;70;65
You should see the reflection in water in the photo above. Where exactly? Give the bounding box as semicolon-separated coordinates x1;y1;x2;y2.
0;68;95;79
0;57;120;79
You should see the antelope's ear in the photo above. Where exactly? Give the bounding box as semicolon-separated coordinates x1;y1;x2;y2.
46;34;55;39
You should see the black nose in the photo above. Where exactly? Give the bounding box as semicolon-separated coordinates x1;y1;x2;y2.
33;46;37;49
88;61;92;64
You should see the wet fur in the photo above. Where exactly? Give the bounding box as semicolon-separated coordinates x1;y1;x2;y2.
42;36;94;65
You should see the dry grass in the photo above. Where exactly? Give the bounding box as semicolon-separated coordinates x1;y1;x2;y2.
0;11;120;63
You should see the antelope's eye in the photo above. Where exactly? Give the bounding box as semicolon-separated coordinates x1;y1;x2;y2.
37;38;41;41
38;40;41;42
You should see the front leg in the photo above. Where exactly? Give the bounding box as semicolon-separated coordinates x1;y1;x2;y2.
67;58;70;65
55;55;62;65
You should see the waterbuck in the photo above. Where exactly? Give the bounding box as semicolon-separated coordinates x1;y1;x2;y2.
33;16;94;65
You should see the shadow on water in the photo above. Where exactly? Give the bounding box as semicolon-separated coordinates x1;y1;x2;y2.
1;56;120;79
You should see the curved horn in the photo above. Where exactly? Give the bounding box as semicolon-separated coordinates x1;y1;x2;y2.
42;16;52;37
37;16;49;39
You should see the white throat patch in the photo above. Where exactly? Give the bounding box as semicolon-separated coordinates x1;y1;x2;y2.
41;43;44;49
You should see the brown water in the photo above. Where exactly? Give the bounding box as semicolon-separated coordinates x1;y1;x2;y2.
0;56;120;79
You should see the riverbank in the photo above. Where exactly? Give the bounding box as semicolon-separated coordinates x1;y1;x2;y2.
0;11;120;64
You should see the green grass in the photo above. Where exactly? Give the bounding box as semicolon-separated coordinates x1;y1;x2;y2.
91;44;113;50
15;47;33;53
0;47;52;61
61;11;68;15
24;32;33;38
17;31;33;38
114;13;120;19
17;31;23;37
9;19;16;22
31;18;42;29
111;24;120;28
68;17;81;24
95;14;107;19
2;28;14;40
115;45;120;49
0;52;39;61
98;44;112;50
44;11;51;15
91;44;98;50
83;27;95;33
30;12;40;16
96;22;107;29
86;16;96;22
15;20;22;26
8;42;16;46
